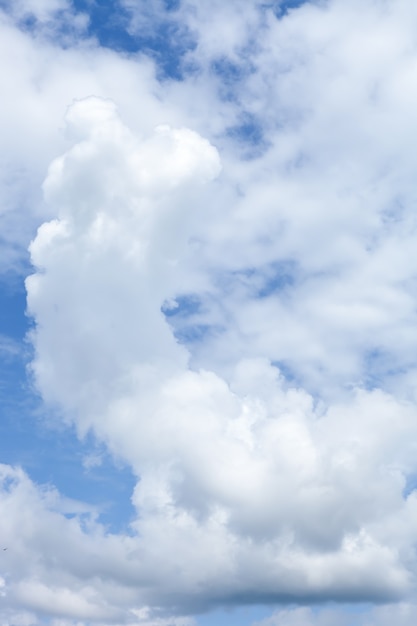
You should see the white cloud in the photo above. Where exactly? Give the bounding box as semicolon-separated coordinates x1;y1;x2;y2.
0;6;181;275
22;93;417;621
0;462;197;624
5;0;73;23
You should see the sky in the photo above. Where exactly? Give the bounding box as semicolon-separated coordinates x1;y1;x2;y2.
3;0;417;624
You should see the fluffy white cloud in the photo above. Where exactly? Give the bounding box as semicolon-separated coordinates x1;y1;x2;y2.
0;5;183;274
0;462;197;625
22;94;417;621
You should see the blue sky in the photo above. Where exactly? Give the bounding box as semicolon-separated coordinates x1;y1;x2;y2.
2;1;417;625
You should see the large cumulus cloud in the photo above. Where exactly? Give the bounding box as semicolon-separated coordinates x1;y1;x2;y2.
19;96;417;622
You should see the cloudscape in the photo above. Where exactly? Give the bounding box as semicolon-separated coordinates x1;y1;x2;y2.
2;1;417;625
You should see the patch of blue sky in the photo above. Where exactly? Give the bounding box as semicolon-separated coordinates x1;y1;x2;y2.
72;0;195;79
274;0;311;18
197;602;378;626
1;0;194;78
361;347;409;392
209;55;270;155
215;260;297;300
0;273;30;341
162;294;202;318
211;57;253;97
0;0;15;14
361;348;385;390
226;112;269;158
163;0;181;10
174;322;223;345
272;359;299;384
162;294;224;348
256;260;297;297
142;22;196;80
0;273;136;534
403;474;417;498
71;0;133;48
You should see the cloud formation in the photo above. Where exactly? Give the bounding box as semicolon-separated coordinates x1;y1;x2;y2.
254;603;417;626
21;93;417;621
2;0;417;624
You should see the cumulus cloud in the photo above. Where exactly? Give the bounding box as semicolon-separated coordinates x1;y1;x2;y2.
0;462;198;625
0;4;177;274
21;92;417;622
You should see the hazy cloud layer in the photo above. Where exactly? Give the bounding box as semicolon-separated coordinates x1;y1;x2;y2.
254;604;417;626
